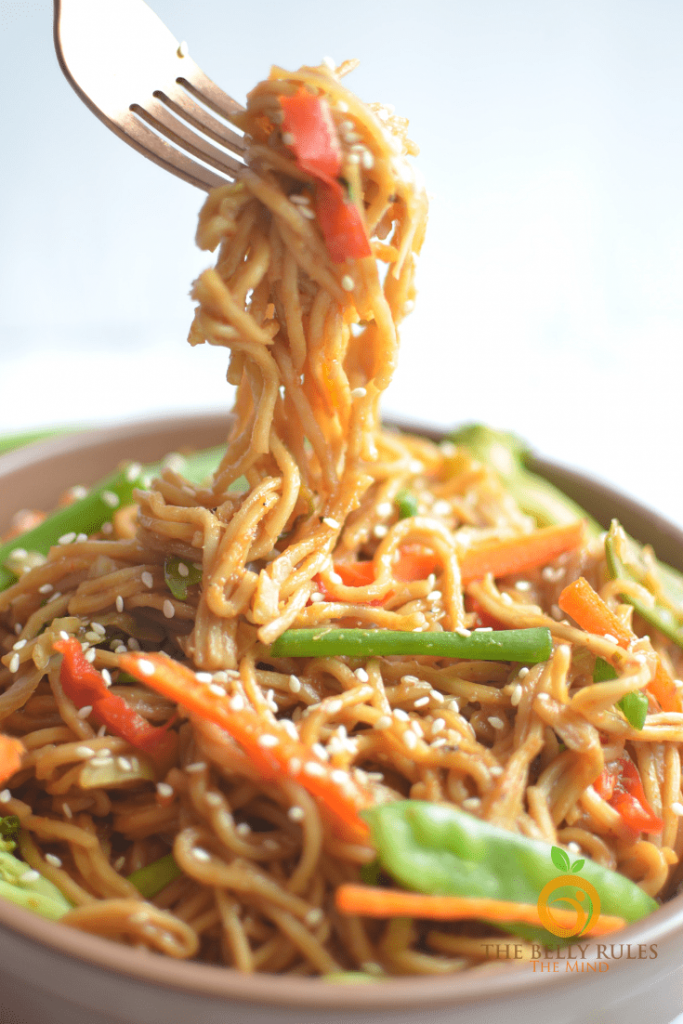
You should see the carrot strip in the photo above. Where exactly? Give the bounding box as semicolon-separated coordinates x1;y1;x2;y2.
118;652;372;844
0;734;24;786
335;885;626;935
460;521;586;585
558;576;682;713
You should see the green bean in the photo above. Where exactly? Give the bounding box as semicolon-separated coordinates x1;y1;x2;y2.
127;852;182;899
0;445;225;593
269;626;552;662
605;520;683;652
362;801;657;945
395;489;419;520
594;656;648;730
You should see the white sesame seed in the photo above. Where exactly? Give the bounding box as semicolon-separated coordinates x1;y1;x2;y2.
500;592;513;605
282;131;295;145
75;746;95;759
193;848;211;862
299;205;316;219
351;387;367;399
394;708;409;722
125;463;142;482
403;730;417;749
156;782;174;798
462;797;481;810
490;765;504;776
341;275;355;291
63;803;73;819
447;699;459;711
20;869;41;884
288;806;305;822
258;734;279;749
137;659;155;676
208;684;226;697
312;743;329;760
303;761;325;777
518;667;530;678
101;669;112;688
289;194;311;205
141;571;154;589
510;684;523;707
0;790;11;803
177;562;190;578
117;757;132;771
14;624;23;635
113;645;127;656
328;572;342;585
45;853;62;868
361;149;374;169
8;653;20;673
414;695;430;708
59;630;70;641
282;720;298;740
310;592;324;603
431;718;446;734
77;705;93;719
288;757;302;775
89;756;113;767
235;822;251;836
474;626;493;633
427;591;442;602
58;532;76;545
305;907;324;927
195;672;213;684
38;583;53;594
488;716;505;730
375;715;393;730
671;802;683;816
229;694;245;711
163;600;175;619
288;675;302;694
322;517;340;529
515;580;532;591
101;522;113;535
567;842;581;853
115;596;124;613
454;626;472;637
186;762;207;773
205;792;222;807
355;668;369;682
97;725;107;737
432;500;451;517
102;491;120;509
76;533;88;543
373;524;388;538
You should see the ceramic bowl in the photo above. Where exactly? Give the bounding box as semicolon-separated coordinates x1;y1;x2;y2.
0;412;682;1024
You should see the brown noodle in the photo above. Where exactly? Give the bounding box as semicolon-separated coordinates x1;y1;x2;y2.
1;60;682;976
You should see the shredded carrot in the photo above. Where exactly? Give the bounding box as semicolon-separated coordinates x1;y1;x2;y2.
335;884;627;935
0;734;24;786
118;651;372;845
558;576;682;713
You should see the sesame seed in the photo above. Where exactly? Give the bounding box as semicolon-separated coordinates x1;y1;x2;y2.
97;725;107;737
137;659;155;676
431;718;446;734
163;600;175;618
373;524;388;538
288;757;302;775
89;756;113;767
141;571;154;589
101;522;113;535
186;762;207;773
177;562;190;578
196;672;213;683
75;746;95;759
518;667;530;678
63;803;73;819
117;757;132;771
427;591;442;602
672;802;683;816
129;910;150;924
490;765;504;777
113;645;127;656
567;842;581;853
125;463;142;482
0;790;11;803
288;675;302;693
454;626;472;637
205;792;222;807
322;517;340;529
282;720;298;740
305;907;324;927
156;782;174;799
101;669;112;688
328;571;342;584
515;580;532;591
474;626;493;633
375;715;392;730
235;822;251;836
447;699;459;711
45;854;62;868
341;275;355;291
58;532;76;545
229;694;245;711
14;624;23;635
351;387;367;399
75;533;88;543
326;699;343;714
77;705;93;719
488;716;505;730
193;848;211;862
282;131;295;145
38;583;53;594
310;592;324;603
303;761;325;777
414;696;430;708
510;684;523;707
8;653;20;673
59;631;70;641
462;797;481;810
500;592;513;605
603;633;618;645
355;668;369;682
403;730;417;749
312;742;329;760
290;194;311;205
288;806;305;822
258;734;279;749
102;491;120;509
394;708;409;722
209;684;226;697
115;596;124;613
432;500;451;517
20;870;41;884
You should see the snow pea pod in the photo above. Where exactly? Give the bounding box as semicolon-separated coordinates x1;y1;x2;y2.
605;520;683;652
362;801;657;927
0;849;73;920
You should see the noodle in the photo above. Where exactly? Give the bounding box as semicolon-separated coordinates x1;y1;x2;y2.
1;59;682;978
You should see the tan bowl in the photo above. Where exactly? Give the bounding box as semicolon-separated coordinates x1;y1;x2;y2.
1;412;682;1024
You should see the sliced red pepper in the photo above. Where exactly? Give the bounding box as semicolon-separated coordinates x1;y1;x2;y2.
315;180;372;263
595;756;662;835
279;88;342;182
53;638;177;769
464;595;507;631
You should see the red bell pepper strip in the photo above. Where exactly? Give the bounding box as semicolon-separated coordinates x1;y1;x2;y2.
0;734;24;786
279;87;342;181
315;180;372;263
594;756;662;835
53;638;177;769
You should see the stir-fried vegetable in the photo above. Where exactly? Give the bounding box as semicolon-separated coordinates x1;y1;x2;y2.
558;576;682;713
0;735;24;786
605;520;683;651
118;651;373;844
127;852;182;899
269;626;553;662
0;849;73;920
394;489;419;520
54;638;177;771
594;756;663;836
0;445;225;592
593;658;648;731
279;87;342;181
164;556;202;601
0;815;20;854
335;886;626;936
360;801;657;942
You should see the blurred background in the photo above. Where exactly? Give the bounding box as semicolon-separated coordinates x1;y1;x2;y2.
1;0;682;530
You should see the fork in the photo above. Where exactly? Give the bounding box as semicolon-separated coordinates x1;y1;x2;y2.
54;0;246;190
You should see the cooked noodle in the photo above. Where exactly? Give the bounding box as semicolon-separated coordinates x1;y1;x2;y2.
1;60;682;976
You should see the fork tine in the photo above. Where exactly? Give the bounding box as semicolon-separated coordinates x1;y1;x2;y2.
178;66;246;124
120;110;229;190
132;97;244;179
159;84;245;158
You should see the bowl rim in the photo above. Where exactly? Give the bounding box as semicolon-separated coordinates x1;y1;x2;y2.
1;411;683;1009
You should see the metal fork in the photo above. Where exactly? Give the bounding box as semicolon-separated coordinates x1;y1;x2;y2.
54;0;246;190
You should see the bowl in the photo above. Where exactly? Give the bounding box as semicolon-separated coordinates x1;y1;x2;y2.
1;411;682;1024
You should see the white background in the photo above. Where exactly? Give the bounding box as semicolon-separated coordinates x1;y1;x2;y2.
1;0;682;543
